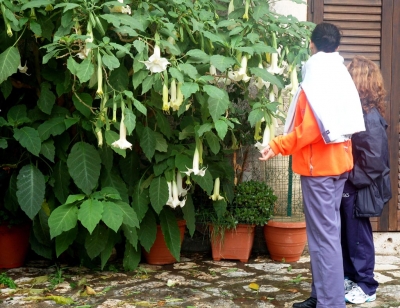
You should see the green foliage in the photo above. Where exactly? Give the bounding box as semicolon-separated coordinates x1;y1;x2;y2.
0;0;313;270
0;272;17;289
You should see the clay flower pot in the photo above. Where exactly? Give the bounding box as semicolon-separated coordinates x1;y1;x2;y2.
210;224;255;262
0;223;31;268
264;220;307;262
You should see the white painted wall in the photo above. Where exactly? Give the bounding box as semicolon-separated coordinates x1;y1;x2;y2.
270;0;307;22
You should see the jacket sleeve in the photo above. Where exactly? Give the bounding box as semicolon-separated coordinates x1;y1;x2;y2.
348;119;388;188
269;91;321;156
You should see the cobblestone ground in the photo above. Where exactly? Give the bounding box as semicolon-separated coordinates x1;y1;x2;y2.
1;252;400;308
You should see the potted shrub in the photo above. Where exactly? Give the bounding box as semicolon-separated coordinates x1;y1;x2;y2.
0;0;312;270
0;168;31;268
207;179;277;262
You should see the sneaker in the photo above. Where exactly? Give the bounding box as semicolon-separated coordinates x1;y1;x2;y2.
344;278;356;294
345;285;376;304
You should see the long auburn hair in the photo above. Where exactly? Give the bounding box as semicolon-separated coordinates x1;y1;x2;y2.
347;55;387;116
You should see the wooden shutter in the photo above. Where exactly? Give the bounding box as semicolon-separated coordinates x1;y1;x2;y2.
308;0;400;231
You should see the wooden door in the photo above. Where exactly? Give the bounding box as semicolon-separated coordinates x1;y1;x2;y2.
308;0;400;231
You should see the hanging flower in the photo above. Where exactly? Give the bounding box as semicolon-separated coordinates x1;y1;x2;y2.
166;176;186;209
228;0;234;15
77;23;93;60
176;172;189;197
96;128;103;147
141;45;170;73
228;55;251;82
255;118;276;152
96;51;103;97
18;61;30;75
110;0;131;14
267;32;284;75
285;66;299;96
171;82;184;111
209;177;225;201
183;146;207;177
162;82;170;113
255;63;270;90
111;102;132;150
243;0;250;20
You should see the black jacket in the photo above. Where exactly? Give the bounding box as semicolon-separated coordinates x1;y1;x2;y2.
345;107;392;217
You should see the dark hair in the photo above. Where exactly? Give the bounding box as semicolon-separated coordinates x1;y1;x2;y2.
311;22;341;53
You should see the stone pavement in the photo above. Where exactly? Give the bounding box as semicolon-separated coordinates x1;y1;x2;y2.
1;245;400;308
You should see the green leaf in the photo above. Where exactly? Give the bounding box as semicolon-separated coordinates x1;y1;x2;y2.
21;0;54;10
77;57;95;83
178;63;198;80
253;43;276;54
154;132;168;152
131;184;149;222
102;54;120;70
122;224;138;248
182;194;195;237
101;169;129;203
78;199;104;234
116;201;139;228
38;82;55;115
210;55;236;73
250;67;284;88
54;3;81;12
124;108;136;135
197;123;213;137
132;70;148;89
141;74;155;94
13;127;41;156
132;98;147;116
105;130;126;157
139;209;157;252
0;79;12;99
48;203;79;239
72;93;93;118
213;199;227;219
52;161;70;204
66;56;79;75
33;210;51;245
37;117;66;141
67;142;101;195
149;176;169;214
55;227;78;257
186;49;210;62
85;224;108;259
205;131;220;155
0;47;20;84
109;65;129;91
252;3;270;21
248;109;265;128
100;14;144;31
181;82;199;98
159;209;181;262
16;164;45;219
207;94;229;123
169;67;184;83
30;234;53;260
0;139;7;149
140;126;156;160
101;231;118;270
123;242;141;271
99;145;114;171
40;139;55;162
193;169;213;195
7;105;30;127
102;202;124;233
64;194;85;205
155;111;172;139
215;119;228;140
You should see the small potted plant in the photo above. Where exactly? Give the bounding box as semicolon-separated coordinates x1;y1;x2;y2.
208;180;277;262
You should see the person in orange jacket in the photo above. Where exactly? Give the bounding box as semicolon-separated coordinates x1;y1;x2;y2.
260;23;365;308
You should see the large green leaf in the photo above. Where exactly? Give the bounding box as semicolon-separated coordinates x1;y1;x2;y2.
7;105;30;127
16;164;45;219
55;227;78;257
72;92;93;118
123;242;141;271
38;82;56;115
138;209;157;252
214;119;229;140
205;131;220;155
159;209;182;262
122;224;138;248
52;161;71;204
40;139;55;162
77;56;95;83
250;67;284;88
0;47;20;84
100;231;118;270
30;234;53;260
21;0;54;10
124;109;136;135
149;176;169;214
13;127;41;156
192;169;213;195
155;111;172;140
210;55;235;73
37;117;66;141
85;224;108;259
105;130;126;157
139;126;156;160
48;203;79;238
78;199;104;234
154;132;168;153
102;201;124;233
33;210;51;245
116;201;139;228
119;151;140;191
131;184;149;222
67;142;101;195
181;82;199;99
207;95;229;123
182;194;195;237
101;14;145;31
100;169;129;203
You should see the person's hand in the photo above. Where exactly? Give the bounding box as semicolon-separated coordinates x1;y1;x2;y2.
259;146;276;161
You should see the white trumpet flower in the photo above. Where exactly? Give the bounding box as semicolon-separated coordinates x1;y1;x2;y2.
141;45;170;73
18;61;30;75
228;0;234;15
77;24;93;60
254;121;275;152
228;56;251;82
255;63;270;90
209;177;225;201
176;172;189;197
183;146;207;177
111;104;132;150
166;178;186;209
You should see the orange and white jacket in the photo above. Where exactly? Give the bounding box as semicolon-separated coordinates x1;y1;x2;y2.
269;90;353;176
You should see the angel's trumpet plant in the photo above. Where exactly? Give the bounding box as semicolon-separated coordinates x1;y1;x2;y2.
171;82;183;111
141;44;170;73
243;0;250;20
183;145;207;177
176;172;188;198
162;82;170;113
228;0;234;15
267;32;284;75
77;22;93;59
209;177;225;201
166;175;186;209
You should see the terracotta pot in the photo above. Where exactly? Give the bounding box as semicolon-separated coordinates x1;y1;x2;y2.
264;220;307;262
0;223;31;269
143;220;186;265
210;224;255;262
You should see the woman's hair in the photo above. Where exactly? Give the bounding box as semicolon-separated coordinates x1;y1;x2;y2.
347;55;386;116
311;22;341;52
